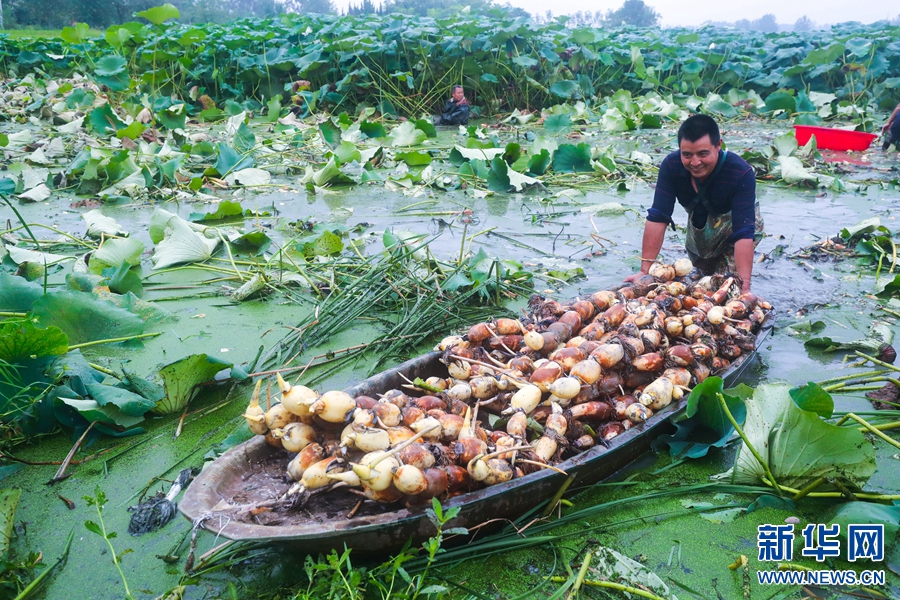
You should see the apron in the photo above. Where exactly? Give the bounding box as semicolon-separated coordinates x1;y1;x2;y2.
681;150;764;274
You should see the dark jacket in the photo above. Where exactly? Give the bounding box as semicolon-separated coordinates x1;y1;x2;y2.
647;150;756;242
441;99;470;125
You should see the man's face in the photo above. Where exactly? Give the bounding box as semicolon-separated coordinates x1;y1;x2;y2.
679;134;721;181
452;87;465;102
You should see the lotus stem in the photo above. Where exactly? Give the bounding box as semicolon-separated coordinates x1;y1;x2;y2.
546;576;666;600
879;306;900;319
13;530;74;600
817;369;890;386
0;312;26;318
541;474;576;518
856;351;900;374
761;480;900;501
834;412;900;452
87;363;119;377
791;477;825;501
716;393;782;495
572;551;592;597
214;229;244;282
68;332;162;350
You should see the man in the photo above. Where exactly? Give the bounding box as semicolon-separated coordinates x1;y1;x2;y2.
624;114;763;293
882;101;900;151
439;85;470;126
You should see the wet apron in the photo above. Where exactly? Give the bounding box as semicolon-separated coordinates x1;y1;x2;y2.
681;150;763;273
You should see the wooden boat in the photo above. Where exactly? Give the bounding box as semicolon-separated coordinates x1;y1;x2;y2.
180;315;773;554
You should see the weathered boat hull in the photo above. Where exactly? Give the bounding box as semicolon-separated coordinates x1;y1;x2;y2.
180;317;772;554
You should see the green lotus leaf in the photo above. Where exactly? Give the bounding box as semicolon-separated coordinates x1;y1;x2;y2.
95;55;127;77
0;273;43;312
137;3;180;25
552;143;592;173
84;382;155;417
89;237;144;274
387;121;427;147
0;321;69;364
155;354;233;414
31;291;145;346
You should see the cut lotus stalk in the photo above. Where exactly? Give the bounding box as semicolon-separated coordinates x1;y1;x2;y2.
243;380;268;435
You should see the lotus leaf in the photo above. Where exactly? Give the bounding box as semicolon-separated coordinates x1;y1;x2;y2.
60;22;91;44
387;121;427;147
152;212;220;269
31;291;145;345
101;263;144;297
788;382;834;418
58;396;145;430
137;3;180;25
88;238;144;274
657;377;746;459
155;354;233;414
830;503;900;548
83;210;128;239
225;168;271;187
0;273;43;311
552;144;592;173
0;489;19;560
18;184;51;203
5;245;70;267
777;156;817;184
84;382;155;417
0;321;69;364
726;384;875;489
190;201;244;222
543;114;571;134
87;104;126;135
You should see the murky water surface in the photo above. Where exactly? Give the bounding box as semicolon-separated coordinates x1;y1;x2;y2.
4;122;900;598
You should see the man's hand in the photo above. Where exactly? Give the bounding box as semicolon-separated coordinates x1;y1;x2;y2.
623;272;645;284
458;97;468;105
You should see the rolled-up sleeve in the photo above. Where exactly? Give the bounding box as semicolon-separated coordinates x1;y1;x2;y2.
729;167;756;241
648;155;677;224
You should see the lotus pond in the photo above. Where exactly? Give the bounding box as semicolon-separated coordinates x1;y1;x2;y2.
2;15;900;600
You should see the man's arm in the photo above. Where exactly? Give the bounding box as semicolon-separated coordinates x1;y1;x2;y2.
733;238;754;293
624;220;667;282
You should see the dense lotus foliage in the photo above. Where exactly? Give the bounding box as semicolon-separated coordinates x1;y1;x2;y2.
0;9;898;118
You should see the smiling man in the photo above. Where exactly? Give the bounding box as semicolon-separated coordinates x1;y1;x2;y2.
624;114;763;292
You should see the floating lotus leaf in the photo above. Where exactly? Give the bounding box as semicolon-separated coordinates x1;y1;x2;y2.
152;212;219;269
155;354;233;414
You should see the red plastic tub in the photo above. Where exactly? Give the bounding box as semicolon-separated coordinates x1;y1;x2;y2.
793;125;877;151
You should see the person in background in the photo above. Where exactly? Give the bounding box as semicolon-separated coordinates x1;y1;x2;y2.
882;101;900;151
439;85;470;126
624;114;764;293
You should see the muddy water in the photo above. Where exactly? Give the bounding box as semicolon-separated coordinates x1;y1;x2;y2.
4;136;900;598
